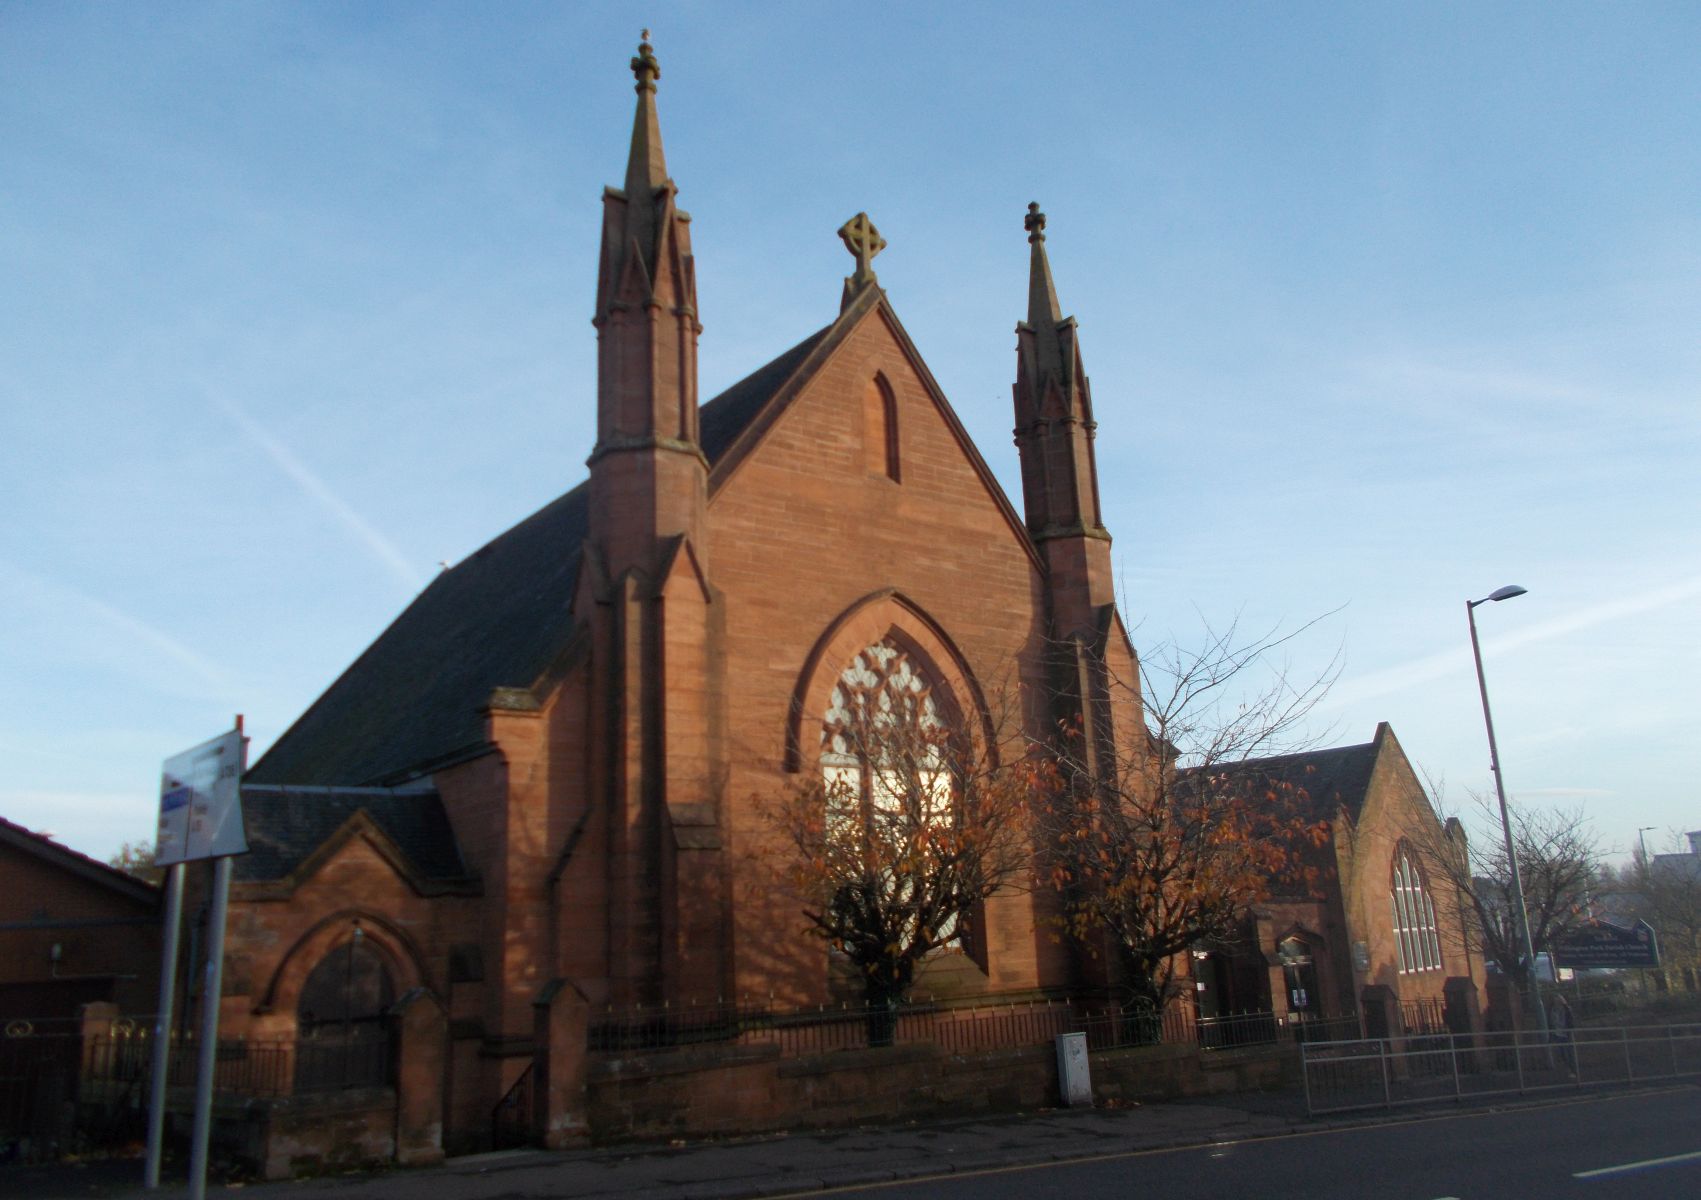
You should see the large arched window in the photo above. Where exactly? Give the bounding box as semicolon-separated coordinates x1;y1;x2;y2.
819;639;959;947
821;641;949;822
1390;844;1443;973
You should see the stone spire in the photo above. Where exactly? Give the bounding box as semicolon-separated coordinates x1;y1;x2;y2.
589;33;706;575
622;30;668;259
1012;202;1105;547
591;32;702;469
584;39;717;1011
1025;202;1063;344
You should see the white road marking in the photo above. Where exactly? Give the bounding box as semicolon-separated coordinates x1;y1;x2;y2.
1573;1148;1701;1179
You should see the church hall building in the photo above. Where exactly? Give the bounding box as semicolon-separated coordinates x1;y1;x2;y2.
212;41;1482;1162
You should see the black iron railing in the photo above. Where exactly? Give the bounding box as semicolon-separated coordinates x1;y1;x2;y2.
587;994;1361;1061
76;1023;395;1099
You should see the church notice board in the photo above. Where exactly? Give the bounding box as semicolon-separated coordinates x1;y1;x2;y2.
156;729;248;866
1551;920;1660;970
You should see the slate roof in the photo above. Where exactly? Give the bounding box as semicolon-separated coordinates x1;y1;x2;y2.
698;326;833;463
247;484;591;786
248;320;837;789
234;785;471;885
1178;736;1382;824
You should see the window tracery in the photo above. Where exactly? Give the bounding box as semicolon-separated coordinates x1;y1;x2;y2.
819;638;959;945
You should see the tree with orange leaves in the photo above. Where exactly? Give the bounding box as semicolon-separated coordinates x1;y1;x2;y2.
1038;618;1337;1017
762;641;1049;1043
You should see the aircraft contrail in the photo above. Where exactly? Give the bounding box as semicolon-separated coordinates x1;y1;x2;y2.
207;389;425;593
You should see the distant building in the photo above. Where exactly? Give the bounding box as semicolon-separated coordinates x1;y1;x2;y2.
1650;832;1701;881
1182;724;1487;1040
0;816;160;1022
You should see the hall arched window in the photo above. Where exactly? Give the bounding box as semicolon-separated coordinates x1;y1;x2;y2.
819;639;957;943
294;924;396;1090
1390;844;1443;973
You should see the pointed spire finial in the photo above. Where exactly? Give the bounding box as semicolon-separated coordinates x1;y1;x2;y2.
1024;201;1062;329
1025;201;1046;244
838;212;887;291
631;30;660;92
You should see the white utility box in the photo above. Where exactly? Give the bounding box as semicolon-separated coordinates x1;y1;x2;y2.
1055;1031;1092;1107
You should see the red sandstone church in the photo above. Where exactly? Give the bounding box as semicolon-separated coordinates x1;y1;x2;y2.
219;41;1482;1158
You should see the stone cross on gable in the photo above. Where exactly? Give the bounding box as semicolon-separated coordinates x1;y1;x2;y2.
837;212;886;291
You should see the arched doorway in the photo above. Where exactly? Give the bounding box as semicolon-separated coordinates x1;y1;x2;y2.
294;925;396;1092
1278;935;1320;1017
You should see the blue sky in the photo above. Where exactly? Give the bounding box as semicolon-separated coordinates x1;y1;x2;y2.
3;1;1697;867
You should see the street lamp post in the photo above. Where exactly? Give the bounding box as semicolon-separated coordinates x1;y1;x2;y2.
1466;584;1548;1038
1636;826;1657;998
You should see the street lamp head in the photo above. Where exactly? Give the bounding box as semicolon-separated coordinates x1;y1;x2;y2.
1470;584;1528;608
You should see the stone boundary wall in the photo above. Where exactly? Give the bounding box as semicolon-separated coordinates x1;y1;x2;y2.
587;1039;1298;1143
201;1088;396;1180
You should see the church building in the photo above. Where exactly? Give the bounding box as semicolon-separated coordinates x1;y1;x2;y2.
213;41;1482;1158
226;37;1141;1151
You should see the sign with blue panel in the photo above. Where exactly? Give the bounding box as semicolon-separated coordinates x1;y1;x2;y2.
155;729;248;865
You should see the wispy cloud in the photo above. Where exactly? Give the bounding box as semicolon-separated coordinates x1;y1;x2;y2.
205;389;426;592
1325;574;1701;710
0;560;241;704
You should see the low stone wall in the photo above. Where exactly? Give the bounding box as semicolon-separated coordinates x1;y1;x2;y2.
586;1038;1296;1143
1093;1041;1298;1101
204;1088;396;1180
588;1042;1054;1141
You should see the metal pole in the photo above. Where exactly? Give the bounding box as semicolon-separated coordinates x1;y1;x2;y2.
144;861;186;1189
1467;599;1548;1040
188;855;233;1200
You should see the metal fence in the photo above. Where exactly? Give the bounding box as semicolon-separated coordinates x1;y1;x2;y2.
491;1062;535;1150
588;997;1094;1057
588;995;1358;1062
1;1017;396;1162
1;1019;84;1157
83;1027;395;1098
1301;1022;1701;1116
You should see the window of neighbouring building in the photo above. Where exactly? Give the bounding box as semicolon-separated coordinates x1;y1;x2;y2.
1390;843;1443;973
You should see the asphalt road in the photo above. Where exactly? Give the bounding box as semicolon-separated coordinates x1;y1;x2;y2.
804;1088;1701;1200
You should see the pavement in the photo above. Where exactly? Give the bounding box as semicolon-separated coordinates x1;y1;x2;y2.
0;1086;1648;1200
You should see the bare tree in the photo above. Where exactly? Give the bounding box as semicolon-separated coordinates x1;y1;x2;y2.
1037;617;1338;1015
1631;835;1701;981
761;642;1047;1041
1415;794;1601;999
